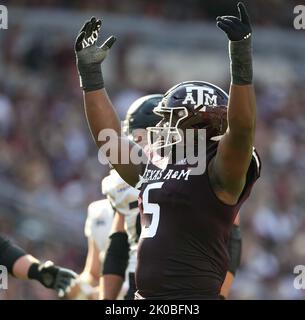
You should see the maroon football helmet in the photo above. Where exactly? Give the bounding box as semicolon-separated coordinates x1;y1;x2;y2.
147;81;229;149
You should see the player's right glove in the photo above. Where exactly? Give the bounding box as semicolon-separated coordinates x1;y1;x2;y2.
75;17;116;92
28;260;77;298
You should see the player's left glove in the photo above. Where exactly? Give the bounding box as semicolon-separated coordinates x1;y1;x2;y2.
75;17;116;92
216;2;253;85
28;261;77;297
216;2;251;41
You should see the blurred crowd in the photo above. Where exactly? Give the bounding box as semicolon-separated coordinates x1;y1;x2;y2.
231;82;305;299
8;0;299;28
1;5;305;300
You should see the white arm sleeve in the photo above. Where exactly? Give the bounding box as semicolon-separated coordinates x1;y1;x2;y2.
84;199;114;253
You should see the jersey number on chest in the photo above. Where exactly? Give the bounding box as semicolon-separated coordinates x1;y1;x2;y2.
140;182;164;239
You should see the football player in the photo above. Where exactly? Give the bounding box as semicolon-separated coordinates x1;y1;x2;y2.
0;233;76;297
101;95;242;300
65;199;113;299
75;2;259;299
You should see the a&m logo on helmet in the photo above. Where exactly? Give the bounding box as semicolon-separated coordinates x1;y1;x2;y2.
182;85;218;110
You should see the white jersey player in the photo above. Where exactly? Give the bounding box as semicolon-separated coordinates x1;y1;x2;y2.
102;170;140;276
66;199;113;300
84;200;114;256
101;94;163;300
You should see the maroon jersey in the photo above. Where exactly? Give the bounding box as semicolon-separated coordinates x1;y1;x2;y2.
136;142;261;299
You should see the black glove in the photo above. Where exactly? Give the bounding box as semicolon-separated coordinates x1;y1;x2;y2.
28;261;77;297
75;17;116;92
216;2;253;85
216;2;251;41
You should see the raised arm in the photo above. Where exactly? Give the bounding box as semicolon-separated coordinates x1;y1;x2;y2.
210;2;255;204
75;18;144;186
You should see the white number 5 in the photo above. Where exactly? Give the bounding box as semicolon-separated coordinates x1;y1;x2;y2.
140;182;164;239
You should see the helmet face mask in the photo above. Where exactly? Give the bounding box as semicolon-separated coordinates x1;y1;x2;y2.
147;105;189;149
148;81;229;150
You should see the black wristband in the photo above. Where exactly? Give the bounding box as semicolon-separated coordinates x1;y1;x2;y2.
0;235;27;275
28;263;43;282
103;232;129;278
227;225;242;275
28;263;39;277
229;37;253;85
77;62;104;92
28;262;56;288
